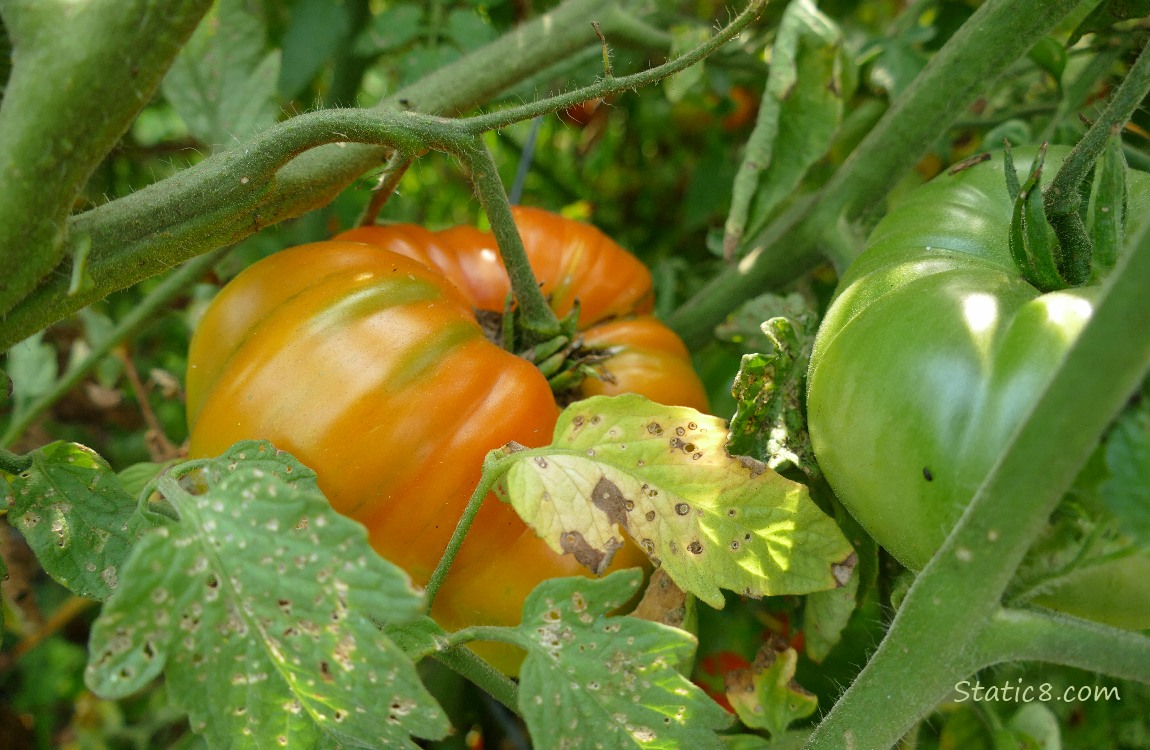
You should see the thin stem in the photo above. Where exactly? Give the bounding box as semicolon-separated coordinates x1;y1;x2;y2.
115;347;180;463
357;151;415;227
972;608;1150;684
593;21;613;78
1;249;226;448
10;595;98;661
668;0;1087;349
508;118;543;206
806;177;1150;749
1044;37;1150;215
423;454;511;613
458;0;765;137
432;647;521;716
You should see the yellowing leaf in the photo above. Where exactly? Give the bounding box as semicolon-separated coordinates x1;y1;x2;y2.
494;395;854;609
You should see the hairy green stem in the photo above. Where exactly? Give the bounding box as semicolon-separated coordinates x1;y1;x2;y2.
424;453;513;613
455;138;564;343
1049;68;1141;210
972;608;1150;684
432;646;521;716
0;447;32;474
1;249;226;448
669;0;1088;349
0;0;213;319
0;0;764;351
1043;37;1150;282
357;152;417;227
805;193;1150;749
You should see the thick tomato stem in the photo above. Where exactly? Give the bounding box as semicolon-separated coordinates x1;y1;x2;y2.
455;138;564;348
0;448;33;474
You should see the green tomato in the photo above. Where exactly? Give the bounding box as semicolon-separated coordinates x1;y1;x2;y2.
806;146;1150;629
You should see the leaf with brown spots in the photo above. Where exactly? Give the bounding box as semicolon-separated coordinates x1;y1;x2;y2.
502;569;733;749
494;394;854;608
4;441;149;600
726;310;821;480
84;446;448;749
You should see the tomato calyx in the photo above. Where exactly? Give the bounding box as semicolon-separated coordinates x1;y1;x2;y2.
1006;142;1066;292
478;301;626;403
1003;137;1132;292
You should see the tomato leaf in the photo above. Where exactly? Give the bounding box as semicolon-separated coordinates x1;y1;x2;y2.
802;569;858;665
803;497;871;663
495;394;855;609
5;441;148;600
161;0;280;147
1008;702;1062;749
1100;400;1150;547
725;0;848;257
5;331;58;428
1026;37;1067;83
726;297;821;479
85;443;449;748
116;460;178;500
507;569;733;749
444;8;498;54
723;732;809;749
725;639;817;738
351;4;422;57
1093;130;1128;270
277;0;352;100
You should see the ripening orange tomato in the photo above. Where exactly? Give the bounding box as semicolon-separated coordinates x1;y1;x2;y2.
186;207;708;672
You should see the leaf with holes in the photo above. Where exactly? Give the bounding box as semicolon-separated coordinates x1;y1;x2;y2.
5;441;147;600
725;639;817;737
727;308;821;479
170;440;323;499
493;394;854;608
506;569;732;750
85;455;449;749
161;0;280;146
1100;399;1150;546
724;0;848;256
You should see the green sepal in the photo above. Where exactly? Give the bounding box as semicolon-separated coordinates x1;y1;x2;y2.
1092;130;1128;270
1007;144;1064;292
533;336;573;377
